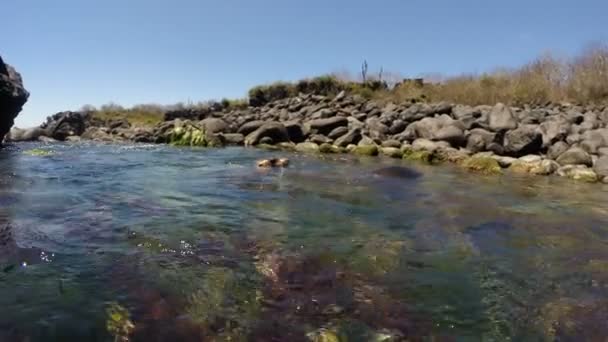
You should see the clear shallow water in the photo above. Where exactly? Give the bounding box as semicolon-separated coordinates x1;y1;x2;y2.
1;142;608;341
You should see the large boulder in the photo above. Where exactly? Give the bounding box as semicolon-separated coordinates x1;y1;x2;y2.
237;120;266;135
284;121;307;143
502;125;543;157
40;111;88;140
580;128;608;154
200;118;229;134
404;115;465;146
556;147;593;167
305;116;348;136
244;122;289;145
334;128;362;147
594;156;608;181
538;117;570;148
487;103;518;131
466;128;496;153
0;56;29;143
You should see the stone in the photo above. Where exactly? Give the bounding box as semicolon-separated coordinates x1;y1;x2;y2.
237;120;265;135
557;165;598;182
334;128;362;147
295;142;320;153
353;144;379;156
309;134;332;145
357;136;375;146
488;103;518;131
503;125;543;157
519;154;543;163
219;133;244;145
200;118;229;134
547;141;569;160
460;156;502;174
412;138;449;152
327;126;348;140
389;120;407;134
244;122;289;146
0;56;29;143
510;159;559;175
259;136;273;145
556;147;593;167
594;156;608;180
466;128;496;153
319;143;340;153
402;148;441;164
433;125;465;146
492;156;518;168
305;116;348;135
580;128;608;154
5;126;46;142
284;121;306;143
538;118;570;148
381;147;402;158
40;111;88;140
381;139;402;148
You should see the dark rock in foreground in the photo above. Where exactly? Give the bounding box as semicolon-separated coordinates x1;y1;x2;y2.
0;56;29;144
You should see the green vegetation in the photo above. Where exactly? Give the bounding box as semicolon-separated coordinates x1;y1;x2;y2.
106;302;135;342
460;156;502;175
23;148;54;156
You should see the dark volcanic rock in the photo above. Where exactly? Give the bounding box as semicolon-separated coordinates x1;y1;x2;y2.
40;111;88;140
334;128;362;147
245;122;289;146
305;117;348;136
284;121;306;143
237;120;266;136
0;56;29;143
503;125;543;157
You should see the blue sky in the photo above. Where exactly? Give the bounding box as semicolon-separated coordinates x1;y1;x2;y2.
3;0;608;127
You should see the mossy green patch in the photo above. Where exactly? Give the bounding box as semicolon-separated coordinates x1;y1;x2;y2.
352;145;378;156
23;149;54;157
319;143;342;154
169;123;211;147
402;149;442;164
460;156;502;174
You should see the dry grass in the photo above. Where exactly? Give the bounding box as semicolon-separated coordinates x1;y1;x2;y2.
371;43;608;106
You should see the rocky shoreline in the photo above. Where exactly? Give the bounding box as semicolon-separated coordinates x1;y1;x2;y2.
6;90;608;183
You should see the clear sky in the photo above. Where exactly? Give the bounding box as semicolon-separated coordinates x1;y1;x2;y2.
3;0;608;127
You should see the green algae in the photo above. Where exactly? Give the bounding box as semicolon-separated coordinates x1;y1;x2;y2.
23;148;54;156
460;156;502;175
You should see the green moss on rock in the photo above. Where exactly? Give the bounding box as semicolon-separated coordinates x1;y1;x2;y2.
402;148;442;164
169;124;208;146
352;145;379;156
460;156;502;174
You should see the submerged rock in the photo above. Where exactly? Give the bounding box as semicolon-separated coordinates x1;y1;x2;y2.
372;166;421;179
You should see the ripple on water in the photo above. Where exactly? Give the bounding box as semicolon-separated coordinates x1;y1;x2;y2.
0;142;607;340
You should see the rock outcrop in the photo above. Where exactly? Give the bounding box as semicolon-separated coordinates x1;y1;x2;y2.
16;88;608;183
0;56;29;144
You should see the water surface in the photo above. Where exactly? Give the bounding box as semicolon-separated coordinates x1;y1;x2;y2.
1;142;608;341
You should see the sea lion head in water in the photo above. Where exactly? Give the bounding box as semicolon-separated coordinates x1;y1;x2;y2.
256;158;290;168
373;166;421;179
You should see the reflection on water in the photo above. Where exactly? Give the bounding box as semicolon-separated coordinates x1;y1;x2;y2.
0;142;608;341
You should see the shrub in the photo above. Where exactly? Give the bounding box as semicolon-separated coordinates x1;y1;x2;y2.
248;82;296;106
